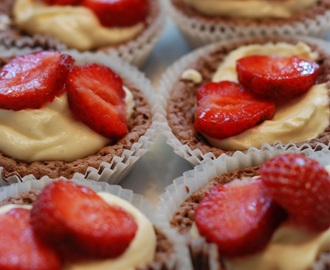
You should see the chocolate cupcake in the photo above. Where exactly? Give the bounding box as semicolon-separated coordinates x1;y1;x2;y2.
0;0;166;66
167;0;330;48
158;36;330;165
0;178;180;270
157;146;330;270
0;48;159;185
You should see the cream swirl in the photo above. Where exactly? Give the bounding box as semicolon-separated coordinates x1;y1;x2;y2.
183;0;317;19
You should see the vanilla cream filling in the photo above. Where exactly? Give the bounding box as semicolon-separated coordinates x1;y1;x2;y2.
194;42;330;150
0;87;134;163
0;192;157;270
183;0;317;19
13;0;144;50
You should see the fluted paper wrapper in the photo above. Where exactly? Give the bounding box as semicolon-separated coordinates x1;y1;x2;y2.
156;146;330;270
0;0;166;67
167;0;330;48
0;47;160;185
157;35;330;166
0;178;178;270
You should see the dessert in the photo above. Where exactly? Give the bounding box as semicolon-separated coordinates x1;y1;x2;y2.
159;37;330;165
0;0;165;66
0;48;158;185
0;179;177;270
168;0;330;47
157;148;330;270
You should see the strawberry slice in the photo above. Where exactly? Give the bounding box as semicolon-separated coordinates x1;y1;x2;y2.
0;208;61;270
66;63;128;140
236;55;319;101
0;51;75;111
260;153;330;231
195;178;286;257
82;0;150;27
194;81;275;140
30;180;138;259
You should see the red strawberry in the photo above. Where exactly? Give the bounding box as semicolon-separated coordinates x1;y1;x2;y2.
0;51;75;111
66;63;128;139
0;208;61;270
82;0;150;27
195;178;286;257
236;55;319;101
31;180;138;259
42;0;82;5
194;81;275;140
260;153;330;231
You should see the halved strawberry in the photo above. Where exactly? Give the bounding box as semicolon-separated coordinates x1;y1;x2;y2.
195;178;286;257
66;63;128;140
42;0;82;5
236;55;319;101
260;153;330;231
82;0;150;27
31;180;138;259
0;208;61;270
0;51;75;111
194;81;275;140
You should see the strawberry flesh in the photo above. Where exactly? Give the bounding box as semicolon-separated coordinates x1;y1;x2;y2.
66;63;128;140
0;51;75;111
0;208;61;270
194;81;275;140
236;55;319;101
82;0;150;27
195;178;286;257
260;153;330;231
31;180;138;259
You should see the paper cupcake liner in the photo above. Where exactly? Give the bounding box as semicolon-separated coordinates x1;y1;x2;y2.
156;145;330;270
0;178;179;270
157;35;330;166
0;0;166;67
167;0;330;48
0;47;160;185
105;0;167;67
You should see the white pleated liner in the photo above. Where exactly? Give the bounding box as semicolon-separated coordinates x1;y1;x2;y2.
157;35;330;166
0;178;179;270
156;145;330;270
167;0;330;48
0;47;161;185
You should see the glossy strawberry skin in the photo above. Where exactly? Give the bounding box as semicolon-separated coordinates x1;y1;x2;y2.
236;55;319;101
195;178;286;257
82;0;150;27
31;180;138;259
194;81;275;140
260;153;330;231
0;51;75;111
66;63;128;140
0;208;61;270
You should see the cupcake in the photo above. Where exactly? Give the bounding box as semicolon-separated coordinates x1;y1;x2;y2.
167;0;330;48
0;0;166;66
157;145;330;270
158;36;330;165
0;178;179;269
0;47;158;185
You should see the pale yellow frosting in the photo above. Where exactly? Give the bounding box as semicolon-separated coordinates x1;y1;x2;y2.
0;86;134;163
0;192;157;270
200;42;329;150
13;0;144;50
183;0;317;19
